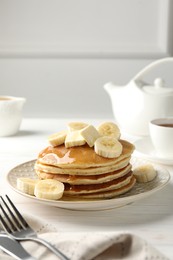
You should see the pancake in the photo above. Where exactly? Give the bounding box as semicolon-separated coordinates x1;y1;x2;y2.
38;140;134;169
36;164;132;185
34;156;130;176
62;176;136;200
64;171;133;195
35;137;136;200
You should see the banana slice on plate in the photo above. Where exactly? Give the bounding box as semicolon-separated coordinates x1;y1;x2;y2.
34;179;64;200
80;124;100;147
94;136;123;158
68;122;88;132
65;130;86;148
48;130;67;147
17;178;39;195
133;164;157;183
97;122;121;139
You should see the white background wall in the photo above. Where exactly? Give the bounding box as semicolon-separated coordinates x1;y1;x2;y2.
0;0;173;118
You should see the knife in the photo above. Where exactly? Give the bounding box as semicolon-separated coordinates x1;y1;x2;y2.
0;233;36;260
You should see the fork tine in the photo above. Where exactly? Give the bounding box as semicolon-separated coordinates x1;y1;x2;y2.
0;196;24;232
0;214;13;233
5;195;29;229
0;203;17;232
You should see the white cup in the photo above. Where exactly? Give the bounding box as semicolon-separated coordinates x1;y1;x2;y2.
149;117;173;158
0;96;26;137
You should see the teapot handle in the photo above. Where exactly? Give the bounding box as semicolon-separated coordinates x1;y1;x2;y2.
132;57;173;82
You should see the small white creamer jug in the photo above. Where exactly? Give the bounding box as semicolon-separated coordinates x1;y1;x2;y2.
0;96;26;136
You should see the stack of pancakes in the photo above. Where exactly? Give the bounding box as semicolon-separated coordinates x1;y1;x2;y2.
35;139;136;200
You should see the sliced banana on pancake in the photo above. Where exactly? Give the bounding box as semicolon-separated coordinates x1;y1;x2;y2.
65;130;86;148
34;179;64;200
94;136;123;158
80;124;100;147
68;122;88;132
48;130;67;147
17;178;39;195
97;122;120;139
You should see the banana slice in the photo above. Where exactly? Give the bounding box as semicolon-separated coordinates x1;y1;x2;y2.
68;122;88;132
34;179;64;200
133;164;157;183
17;178;39;195
65;130;86;148
97;122;121;139
94;136;123;158
48;130;67;147
80;124;100;147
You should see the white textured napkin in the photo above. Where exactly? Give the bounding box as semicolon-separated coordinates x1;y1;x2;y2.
0;214;169;260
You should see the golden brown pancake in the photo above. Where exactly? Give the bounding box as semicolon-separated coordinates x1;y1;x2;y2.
36;164;132;185
38;140;134;169
62;177;136;200
35;156;130;176
35;139;136;200
64;171;133;195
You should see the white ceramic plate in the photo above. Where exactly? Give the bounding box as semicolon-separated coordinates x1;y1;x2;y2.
134;137;173;165
6;159;170;211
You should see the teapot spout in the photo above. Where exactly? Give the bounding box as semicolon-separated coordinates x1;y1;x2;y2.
103;82;116;96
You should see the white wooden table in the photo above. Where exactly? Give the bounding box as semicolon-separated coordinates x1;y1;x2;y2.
0;118;172;259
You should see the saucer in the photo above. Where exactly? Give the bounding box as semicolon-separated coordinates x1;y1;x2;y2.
134;137;173;165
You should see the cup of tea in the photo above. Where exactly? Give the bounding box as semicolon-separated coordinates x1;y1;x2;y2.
149;117;173;158
0;96;26;137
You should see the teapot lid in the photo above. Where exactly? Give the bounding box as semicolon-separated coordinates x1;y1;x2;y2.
143;78;173;94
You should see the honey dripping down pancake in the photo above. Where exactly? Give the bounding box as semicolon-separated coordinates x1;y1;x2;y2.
18;122;136;200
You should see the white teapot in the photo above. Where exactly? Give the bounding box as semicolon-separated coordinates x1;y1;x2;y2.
104;57;173;136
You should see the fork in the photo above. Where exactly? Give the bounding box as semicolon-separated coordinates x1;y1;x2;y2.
0;195;70;260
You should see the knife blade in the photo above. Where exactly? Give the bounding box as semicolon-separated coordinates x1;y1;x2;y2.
0;233;36;260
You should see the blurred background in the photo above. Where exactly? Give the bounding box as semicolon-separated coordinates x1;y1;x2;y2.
0;0;173;118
